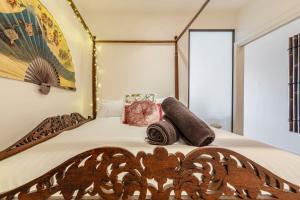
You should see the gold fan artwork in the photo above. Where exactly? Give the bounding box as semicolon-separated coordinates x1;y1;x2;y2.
0;0;76;93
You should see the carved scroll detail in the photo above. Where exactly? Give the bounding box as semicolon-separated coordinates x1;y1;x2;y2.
0;147;299;200
0;113;90;161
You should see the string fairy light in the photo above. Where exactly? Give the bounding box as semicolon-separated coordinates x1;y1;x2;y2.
95;43;103;112
67;0;98;118
92;38;98;118
66;0;94;40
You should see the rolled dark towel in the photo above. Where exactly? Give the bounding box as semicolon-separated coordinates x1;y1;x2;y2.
162;97;215;147
146;118;180;145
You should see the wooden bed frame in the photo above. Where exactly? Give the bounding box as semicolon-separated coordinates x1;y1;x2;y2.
0;113;90;161
0;147;299;199
0;115;300;200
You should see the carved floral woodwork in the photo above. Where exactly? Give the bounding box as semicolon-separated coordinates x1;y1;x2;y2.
0;147;299;200
0;113;90;161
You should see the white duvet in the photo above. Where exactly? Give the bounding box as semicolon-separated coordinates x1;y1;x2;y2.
1;117;300;193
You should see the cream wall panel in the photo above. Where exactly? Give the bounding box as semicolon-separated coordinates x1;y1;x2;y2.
97;43;174;100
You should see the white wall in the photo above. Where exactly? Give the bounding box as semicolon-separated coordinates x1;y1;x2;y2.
97;43;174;100
0;0;92;149
244;18;300;154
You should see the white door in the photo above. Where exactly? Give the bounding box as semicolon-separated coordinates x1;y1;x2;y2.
189;30;233;131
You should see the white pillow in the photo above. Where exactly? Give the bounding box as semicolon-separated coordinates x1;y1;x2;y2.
156;97;166;104
99;100;123;117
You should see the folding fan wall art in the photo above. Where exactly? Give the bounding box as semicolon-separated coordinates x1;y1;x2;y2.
0;0;76;94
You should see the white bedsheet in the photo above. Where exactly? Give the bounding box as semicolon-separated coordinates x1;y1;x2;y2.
1;117;300;193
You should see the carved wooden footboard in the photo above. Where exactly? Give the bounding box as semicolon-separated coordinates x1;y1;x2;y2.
0;147;299;200
0;113;90;161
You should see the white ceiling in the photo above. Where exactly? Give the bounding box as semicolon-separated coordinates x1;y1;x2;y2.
74;0;250;13
207;0;250;12
73;0;250;39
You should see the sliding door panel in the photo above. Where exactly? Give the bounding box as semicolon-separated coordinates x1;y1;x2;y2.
189;30;233;131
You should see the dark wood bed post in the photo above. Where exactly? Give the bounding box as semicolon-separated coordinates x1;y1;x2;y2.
68;0;97;119
92;37;97;119
175;0;210;42
96;40;174;43
173;0;210;100
289;37;294;132
174;37;179;99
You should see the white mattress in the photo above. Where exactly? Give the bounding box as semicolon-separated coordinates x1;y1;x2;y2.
1;117;300;193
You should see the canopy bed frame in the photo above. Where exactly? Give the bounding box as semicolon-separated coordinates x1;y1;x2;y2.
68;0;209;119
1;1;300;200
91;0;210;119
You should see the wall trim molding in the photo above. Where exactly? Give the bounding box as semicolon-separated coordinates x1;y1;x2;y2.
237;5;300;46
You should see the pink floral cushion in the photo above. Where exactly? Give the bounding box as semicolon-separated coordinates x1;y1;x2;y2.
123;100;162;127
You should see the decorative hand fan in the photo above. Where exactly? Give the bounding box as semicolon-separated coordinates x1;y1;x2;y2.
0;0;76;94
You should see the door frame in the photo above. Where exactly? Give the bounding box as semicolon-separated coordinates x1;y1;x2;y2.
188;29;235;131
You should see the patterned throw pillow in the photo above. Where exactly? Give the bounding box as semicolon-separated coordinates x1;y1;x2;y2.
124;93;156;104
123;94;163;127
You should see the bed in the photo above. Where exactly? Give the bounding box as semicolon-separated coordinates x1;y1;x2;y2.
0;115;300;199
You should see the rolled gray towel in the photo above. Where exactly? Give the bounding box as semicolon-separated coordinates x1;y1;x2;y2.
162;97;215;147
146;118;180;145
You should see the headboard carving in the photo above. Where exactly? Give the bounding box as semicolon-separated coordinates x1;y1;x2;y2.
0;113;90;161
0;147;299;199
